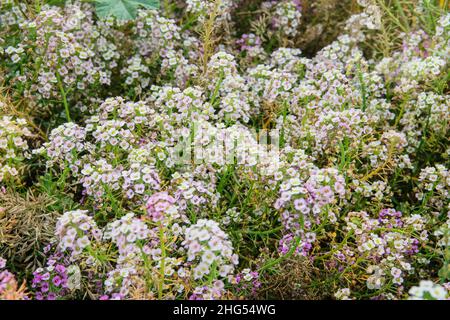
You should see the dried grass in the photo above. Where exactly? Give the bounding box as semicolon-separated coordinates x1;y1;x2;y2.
257;256;331;300
0;190;60;270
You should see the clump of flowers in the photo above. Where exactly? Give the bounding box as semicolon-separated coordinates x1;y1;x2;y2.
275;167;346;233
269;0;302;38
31;263;69;300
0;0;449;302
189;281;227;300
334;288;352;300
145;191;181;223
0;115;33;183
0;1;26;29
170;171;220;214
236;33;266;65
408;281;449;300
104;212;151;262
329;209;429;297
0;257;28;300
415;165;449;215
55;210;103;262
34;122;87;170
182;219;238;281
3;2;121;108
231;269;261;298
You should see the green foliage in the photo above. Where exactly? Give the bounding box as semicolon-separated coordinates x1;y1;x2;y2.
94;0;160;20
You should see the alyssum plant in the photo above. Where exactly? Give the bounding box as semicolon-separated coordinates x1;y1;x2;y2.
0;0;449;300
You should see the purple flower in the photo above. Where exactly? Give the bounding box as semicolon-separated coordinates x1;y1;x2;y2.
47;292;57;300
52;276;62;287
41;282;49;293
55;264;66;273
41;272;51;281
32;274;42;284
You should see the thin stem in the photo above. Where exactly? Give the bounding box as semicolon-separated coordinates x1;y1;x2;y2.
158;223;166;299
258;236;301;273
55;72;71;122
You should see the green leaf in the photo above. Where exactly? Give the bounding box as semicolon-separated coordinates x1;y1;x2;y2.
95;0;160;20
44;0;67;6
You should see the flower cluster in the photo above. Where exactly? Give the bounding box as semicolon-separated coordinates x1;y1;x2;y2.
231;269;262;297
334;288;352;300
0;115;33;183
0;1;26;29
145;191;181;223
408;281;449;300
328;209;429;297
275;167;346;235
269;0;302;38
55;210;103;261
185;0;235;24
170;171;220;214
189;282;227;300
415;165;449;215
32;263;69;300
34;122;87;170
3;2;121;107
1;0;449;301
0;257;28;300
236;34;265;64
182;219;238;280
104;213;150;255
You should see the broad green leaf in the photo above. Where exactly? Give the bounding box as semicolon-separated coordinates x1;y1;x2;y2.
95;0;160;20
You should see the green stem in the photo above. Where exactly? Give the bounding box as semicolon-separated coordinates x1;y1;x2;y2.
158;223;166;299
357;64;367;112
258;236;301;273
56;72;71;122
